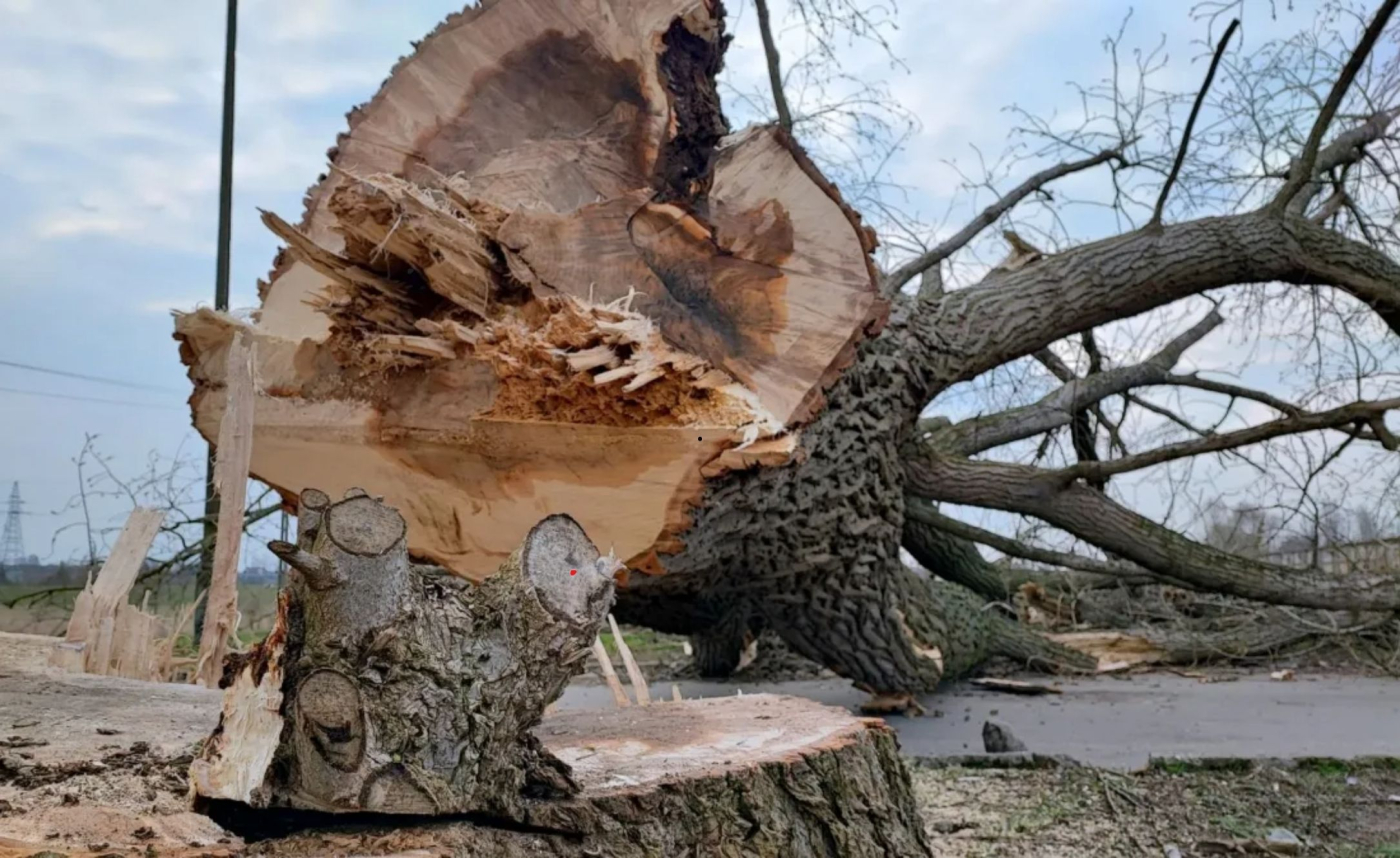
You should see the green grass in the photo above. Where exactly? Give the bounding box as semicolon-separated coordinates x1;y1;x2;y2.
1150;757;1256;775
1297;757;1353;776
0;580;283;638
596;627;687;662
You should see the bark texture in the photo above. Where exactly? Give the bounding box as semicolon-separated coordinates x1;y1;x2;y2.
616;299;1094;691
191;489;618;819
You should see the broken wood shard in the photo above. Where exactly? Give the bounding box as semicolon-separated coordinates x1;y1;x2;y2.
195;331;256;689
192;489;618;818
50;507;166;679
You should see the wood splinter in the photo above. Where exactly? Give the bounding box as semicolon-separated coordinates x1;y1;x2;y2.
190;488;617;819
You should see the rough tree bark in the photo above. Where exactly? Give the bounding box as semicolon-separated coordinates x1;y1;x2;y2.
191;488;619;818
174;0;1400;700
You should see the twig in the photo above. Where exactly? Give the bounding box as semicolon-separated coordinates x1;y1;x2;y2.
885;146;1127;295
1151;18;1238;227
1098;771;1153;855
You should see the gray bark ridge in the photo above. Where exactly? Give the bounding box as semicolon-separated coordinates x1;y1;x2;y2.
224;489;617;818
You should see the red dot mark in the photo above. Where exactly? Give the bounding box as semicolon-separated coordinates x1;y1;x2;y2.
570;569;578;576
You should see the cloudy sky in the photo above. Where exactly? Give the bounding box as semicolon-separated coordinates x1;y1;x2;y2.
0;0;1369;564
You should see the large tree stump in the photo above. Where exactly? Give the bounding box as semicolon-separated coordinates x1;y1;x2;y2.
0;649;931;857
190;488;619;818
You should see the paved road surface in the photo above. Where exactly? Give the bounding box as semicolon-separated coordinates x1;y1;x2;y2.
559;673;1400;769
2;629;1394;771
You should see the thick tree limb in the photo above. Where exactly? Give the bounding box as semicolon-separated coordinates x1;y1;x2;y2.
932;311;1222;456
917;212;1400;388
1056;397;1400;483
1272;0;1400;210
905;452;1400;610
1070;330;1108;490
1291;109;1400;216
882;147;1126;296
904;500;1161;584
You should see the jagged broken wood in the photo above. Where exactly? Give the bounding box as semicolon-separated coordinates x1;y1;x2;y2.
50;506;167;679
195;330;256;688
190;488;620;818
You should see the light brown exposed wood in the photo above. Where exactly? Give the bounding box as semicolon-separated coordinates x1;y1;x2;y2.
1049;631;1167;671
607;612;651;705
195;331;255;688
175;0;881;588
71;507;164;630
591;636;631;708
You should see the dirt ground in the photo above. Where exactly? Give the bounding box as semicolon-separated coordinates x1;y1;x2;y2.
912;759;1400;857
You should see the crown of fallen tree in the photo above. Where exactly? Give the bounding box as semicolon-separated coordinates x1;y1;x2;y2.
174;0;1400;700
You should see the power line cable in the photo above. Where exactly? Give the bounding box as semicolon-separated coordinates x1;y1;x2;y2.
0;359;181;394
0;386;183;410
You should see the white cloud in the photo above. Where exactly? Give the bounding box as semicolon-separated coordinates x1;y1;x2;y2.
35;213;137;240
259;0;343;44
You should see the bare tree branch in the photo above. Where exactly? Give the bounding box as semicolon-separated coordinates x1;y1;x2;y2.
904;499;1160;582
1272;0;1400;210
882;147;1127;296
1032;348;1130;457
1056;397;1400;483
1160;374;1305;416
754;0;794;133
906;452;1400;610
913;211;1400;391
1151;18;1239;227
931;311;1223;456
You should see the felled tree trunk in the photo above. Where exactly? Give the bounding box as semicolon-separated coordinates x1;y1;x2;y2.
172;0;1075;699
190;488;619;818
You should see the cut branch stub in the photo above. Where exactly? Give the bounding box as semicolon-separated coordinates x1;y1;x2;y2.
191;490;617;818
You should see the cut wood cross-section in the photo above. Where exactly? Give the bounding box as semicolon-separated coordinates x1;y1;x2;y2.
174;0;881;583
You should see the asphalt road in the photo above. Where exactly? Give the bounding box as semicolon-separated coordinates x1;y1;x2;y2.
559;673;1400;769
3;631;1395;771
